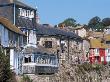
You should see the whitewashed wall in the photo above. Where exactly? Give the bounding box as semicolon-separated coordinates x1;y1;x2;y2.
78;28;86;37
29;30;37;47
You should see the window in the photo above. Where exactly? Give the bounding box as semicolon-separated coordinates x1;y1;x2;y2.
61;50;65;53
96;49;99;53
19;36;23;46
37;37;40;41
61;43;65;49
106;41;110;44
24;56;31;63
61;43;65;53
8;31;13;41
37;37;40;45
95;56;99;60
108;49;110;53
44;41;52;48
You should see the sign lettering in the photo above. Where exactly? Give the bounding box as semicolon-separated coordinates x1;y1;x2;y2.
19;8;34;19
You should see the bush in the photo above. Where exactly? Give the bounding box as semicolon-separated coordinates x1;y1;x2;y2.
21;75;33;82
0;48;13;82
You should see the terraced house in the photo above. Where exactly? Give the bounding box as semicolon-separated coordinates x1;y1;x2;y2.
0;17;26;74
89;32;110;64
0;0;37;74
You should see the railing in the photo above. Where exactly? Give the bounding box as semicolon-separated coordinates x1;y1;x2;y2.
23;65;35;74
22;63;58;74
35;66;58;74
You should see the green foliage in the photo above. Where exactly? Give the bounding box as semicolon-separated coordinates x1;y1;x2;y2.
102;18;110;26
80;62;93;72
108;61;110;66
76;63;103;74
94;22;104;32
88;16;101;26
21;75;33;82
88;16;104;31
58;18;79;27
88;16;110;31
92;64;103;71
0;48;13;82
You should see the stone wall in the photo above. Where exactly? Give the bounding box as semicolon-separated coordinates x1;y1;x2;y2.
17;63;110;82
55;63;110;82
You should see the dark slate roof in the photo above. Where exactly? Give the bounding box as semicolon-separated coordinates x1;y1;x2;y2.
16;17;34;28
35;24;83;41
16;18;82;41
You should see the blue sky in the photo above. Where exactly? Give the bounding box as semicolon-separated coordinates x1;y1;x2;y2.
20;0;110;25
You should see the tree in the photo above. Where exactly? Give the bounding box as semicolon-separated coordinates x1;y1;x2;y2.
88;16;105;31
0;48;14;82
102;18;110;26
21;75;33;82
58;18;79;27
88;16;101;29
94;22;104;32
88;16;101;25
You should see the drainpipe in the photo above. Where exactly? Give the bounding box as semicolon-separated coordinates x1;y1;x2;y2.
68;38;70;63
27;29;29;44
13;3;16;25
58;37;61;63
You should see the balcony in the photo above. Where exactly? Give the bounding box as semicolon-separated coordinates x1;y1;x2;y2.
22;63;58;74
22;46;59;75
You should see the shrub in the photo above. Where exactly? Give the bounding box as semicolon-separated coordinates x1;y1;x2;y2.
21;75;33;82
0;48;14;82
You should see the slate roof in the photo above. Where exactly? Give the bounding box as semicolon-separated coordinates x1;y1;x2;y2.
35;24;83;41
16;17;34;28
0;16;25;35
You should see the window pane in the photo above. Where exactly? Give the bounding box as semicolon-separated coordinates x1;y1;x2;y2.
24;57;28;63
45;41;52;48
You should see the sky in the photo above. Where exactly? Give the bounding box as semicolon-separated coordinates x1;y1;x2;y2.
20;0;110;25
